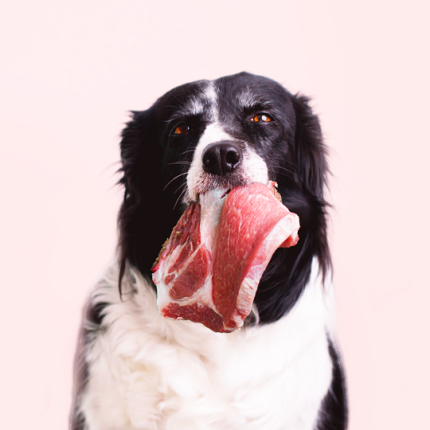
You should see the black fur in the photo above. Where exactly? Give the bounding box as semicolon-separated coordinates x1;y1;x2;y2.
317;338;348;429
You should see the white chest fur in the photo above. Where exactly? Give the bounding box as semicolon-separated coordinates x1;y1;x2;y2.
79;262;334;430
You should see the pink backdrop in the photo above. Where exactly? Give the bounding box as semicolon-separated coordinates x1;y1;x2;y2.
1;1;429;429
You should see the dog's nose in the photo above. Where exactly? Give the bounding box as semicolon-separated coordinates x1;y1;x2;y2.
202;141;242;176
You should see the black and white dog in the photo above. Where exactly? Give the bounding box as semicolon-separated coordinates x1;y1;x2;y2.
71;72;347;430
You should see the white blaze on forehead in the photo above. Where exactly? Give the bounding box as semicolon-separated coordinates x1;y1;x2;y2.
204;81;218;121
186;80;269;202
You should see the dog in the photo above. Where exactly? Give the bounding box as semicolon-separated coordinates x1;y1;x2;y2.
71;72;347;430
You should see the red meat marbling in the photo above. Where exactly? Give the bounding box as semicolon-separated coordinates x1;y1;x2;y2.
151;182;300;333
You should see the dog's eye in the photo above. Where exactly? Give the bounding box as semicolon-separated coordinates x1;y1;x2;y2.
174;124;189;135
251;114;273;123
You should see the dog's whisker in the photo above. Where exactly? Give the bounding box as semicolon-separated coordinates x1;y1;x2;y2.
173;182;188;195
275;166;299;177
173;186;188;210
181;149;196;156
163;172;188;191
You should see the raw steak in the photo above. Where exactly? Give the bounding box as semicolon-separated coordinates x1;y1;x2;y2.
151;182;300;333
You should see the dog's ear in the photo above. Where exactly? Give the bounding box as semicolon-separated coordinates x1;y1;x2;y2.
117;109;165;291
289;95;332;280
119;109;158;199
291;95;329;199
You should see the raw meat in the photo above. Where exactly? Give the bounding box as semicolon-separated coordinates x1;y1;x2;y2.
151;182;300;333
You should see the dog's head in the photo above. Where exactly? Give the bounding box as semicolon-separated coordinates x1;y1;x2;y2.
118;72;331;323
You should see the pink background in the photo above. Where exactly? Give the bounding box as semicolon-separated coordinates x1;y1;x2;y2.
1;1;429;429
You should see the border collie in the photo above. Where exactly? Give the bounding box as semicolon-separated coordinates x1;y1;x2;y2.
71;72;347;430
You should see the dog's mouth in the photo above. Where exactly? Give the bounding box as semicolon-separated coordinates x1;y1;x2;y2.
196;187;231;204
195;179;276;205
186;170;248;204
